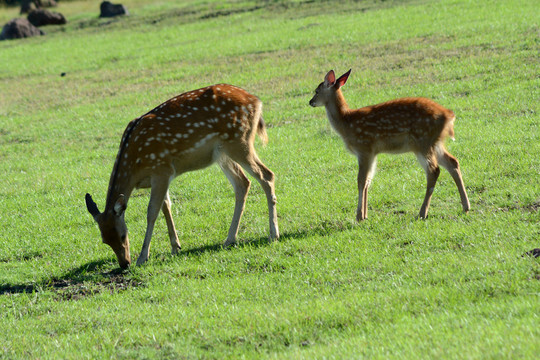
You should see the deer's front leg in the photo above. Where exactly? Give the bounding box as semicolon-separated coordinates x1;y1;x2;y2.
137;176;171;266
356;154;376;221
416;152;440;219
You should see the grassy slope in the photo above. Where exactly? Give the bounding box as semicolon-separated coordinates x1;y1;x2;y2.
0;0;539;358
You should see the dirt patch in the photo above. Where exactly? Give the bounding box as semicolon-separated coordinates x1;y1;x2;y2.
54;274;143;301
497;201;540;213
524;202;540;212
1;272;143;301
200;5;264;20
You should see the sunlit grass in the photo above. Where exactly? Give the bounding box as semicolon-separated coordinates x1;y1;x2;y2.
0;0;538;358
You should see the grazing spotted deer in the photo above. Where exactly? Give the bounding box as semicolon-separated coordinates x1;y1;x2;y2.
86;84;279;268
309;69;470;221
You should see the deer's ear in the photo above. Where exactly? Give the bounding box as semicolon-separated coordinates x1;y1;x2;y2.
113;195;127;216
324;70;336;87
336;69;351;89
85;193;101;220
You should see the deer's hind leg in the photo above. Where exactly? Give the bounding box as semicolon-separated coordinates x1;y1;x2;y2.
219;156;251;247
436;146;470;213
224;143;279;242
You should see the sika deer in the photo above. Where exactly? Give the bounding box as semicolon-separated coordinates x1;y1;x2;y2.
309;69;470;221
86;84;280;268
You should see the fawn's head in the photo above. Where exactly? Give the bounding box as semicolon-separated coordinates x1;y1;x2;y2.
309;69;351;107
85;193;131;269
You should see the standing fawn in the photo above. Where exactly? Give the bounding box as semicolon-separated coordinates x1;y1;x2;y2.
309;69;470;221
86;84;280;268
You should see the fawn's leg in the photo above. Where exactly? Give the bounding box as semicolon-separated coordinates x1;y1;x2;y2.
416;151;440;219
436;147;470;213
357;154;376;221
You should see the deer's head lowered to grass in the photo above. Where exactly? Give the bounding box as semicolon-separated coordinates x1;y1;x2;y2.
86;84;280;269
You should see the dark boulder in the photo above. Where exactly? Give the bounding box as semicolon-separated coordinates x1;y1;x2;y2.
20;0;58;15
0;18;44;41
27;9;66;27
99;1;129;18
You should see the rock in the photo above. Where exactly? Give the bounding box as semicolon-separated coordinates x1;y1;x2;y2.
27;9;66;27
20;0;58;15
99;1;129;18
0;18;44;41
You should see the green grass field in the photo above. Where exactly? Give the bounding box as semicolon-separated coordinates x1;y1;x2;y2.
0;0;538;358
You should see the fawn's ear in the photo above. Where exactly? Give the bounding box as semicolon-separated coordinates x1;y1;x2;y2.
336;69;351;89
324;70;336;87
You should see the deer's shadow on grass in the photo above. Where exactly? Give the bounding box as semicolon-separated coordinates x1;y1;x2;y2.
0;259;136;299
175;219;353;257
0;220;352;299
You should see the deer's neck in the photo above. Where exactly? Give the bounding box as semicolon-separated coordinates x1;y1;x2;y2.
325;90;351;134
104;126;137;213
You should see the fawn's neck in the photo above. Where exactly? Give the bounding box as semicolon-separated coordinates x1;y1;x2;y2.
325;90;351;133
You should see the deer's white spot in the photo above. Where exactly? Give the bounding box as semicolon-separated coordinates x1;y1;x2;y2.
160;150;169;158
